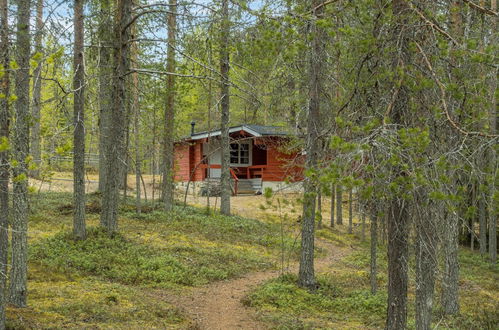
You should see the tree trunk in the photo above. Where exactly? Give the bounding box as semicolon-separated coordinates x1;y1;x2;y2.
0;0;9;325
441;212;460;314
9;0;30;307
386;1;411;327
361;204;366;241
100;0;131;233
219;0;231;216
317;189;322;229
73;0;86;240
479;191;487;255
488;0;497;265
98;0;113;193
348;188;353;234
30;0;43;178
370;210;377;295
439;0;463;314
298;0;324;290
161;0;176;212
415;206;438;330
330;184;335;227
336;185;343;225
132;32;141;214
386;199;409;329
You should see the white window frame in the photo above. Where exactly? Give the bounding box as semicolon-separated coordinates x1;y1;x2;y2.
230;142;252;167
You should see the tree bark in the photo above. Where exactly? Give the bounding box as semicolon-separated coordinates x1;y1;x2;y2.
161;0;176;212
415;206;438;330
441;212;460;314
9;0;30;307
98;0;113;193
30;0;43;178
100;0;131;233
298;0;324;290
336;185;343;225
479;191;487;255
439;0;463;315
488;0;497;265
0;0;9;325
132;29;141;214
348;188;353;234
317;189;322;229
361;204;366;241
73;0;86;240
386;1;411;328
330;184;335;227
219;0;231;216
370;210;377;295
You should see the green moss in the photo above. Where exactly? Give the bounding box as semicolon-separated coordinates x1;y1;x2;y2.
31;227;272;287
7;264;188;329
245;273;386;329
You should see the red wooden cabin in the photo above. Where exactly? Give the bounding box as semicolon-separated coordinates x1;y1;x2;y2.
174;124;304;194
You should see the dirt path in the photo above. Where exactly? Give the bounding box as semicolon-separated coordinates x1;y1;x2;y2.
161;240;349;330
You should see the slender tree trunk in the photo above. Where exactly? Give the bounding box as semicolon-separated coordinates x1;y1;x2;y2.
440;0;464;314
9;0;30;307
205;35;213;213
441;212;460;314
488;0;497;264
98;0;112;193
361;204;366;241
219;0;231;216
100;0;131;233
132;34;141;214
370;210;377;295
317;189;322;229
0;0;9;325
415;205;438;330
30;0;43;178
161;0;176;212
479;191;487;255
386;199;409;329
348;188;353;234
73;0;86;240
386;1;411;327
336;185;343;225
330;184;335;227
298;0;324;290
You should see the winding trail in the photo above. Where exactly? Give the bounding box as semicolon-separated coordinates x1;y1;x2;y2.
160;240;349;330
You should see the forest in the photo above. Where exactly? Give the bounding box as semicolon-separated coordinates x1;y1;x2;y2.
0;0;497;329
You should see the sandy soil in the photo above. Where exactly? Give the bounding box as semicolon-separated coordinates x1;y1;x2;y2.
157;240;349;330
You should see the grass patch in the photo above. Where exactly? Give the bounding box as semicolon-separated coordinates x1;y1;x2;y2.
12;191;302;328
31;227;272;287
6;264;188;329
246;243;498;329
245;273;386;329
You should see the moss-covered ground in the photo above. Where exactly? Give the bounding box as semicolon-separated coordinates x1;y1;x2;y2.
6;192;299;329
245;230;499;329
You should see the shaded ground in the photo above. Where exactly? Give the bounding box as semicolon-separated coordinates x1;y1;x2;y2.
159;240;349;330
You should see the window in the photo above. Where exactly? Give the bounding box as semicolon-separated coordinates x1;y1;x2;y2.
230;143;250;165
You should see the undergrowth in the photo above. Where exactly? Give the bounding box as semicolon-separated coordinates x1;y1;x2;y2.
246;242;498;329
6;191;300;328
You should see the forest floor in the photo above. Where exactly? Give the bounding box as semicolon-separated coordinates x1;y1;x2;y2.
5;174;498;329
